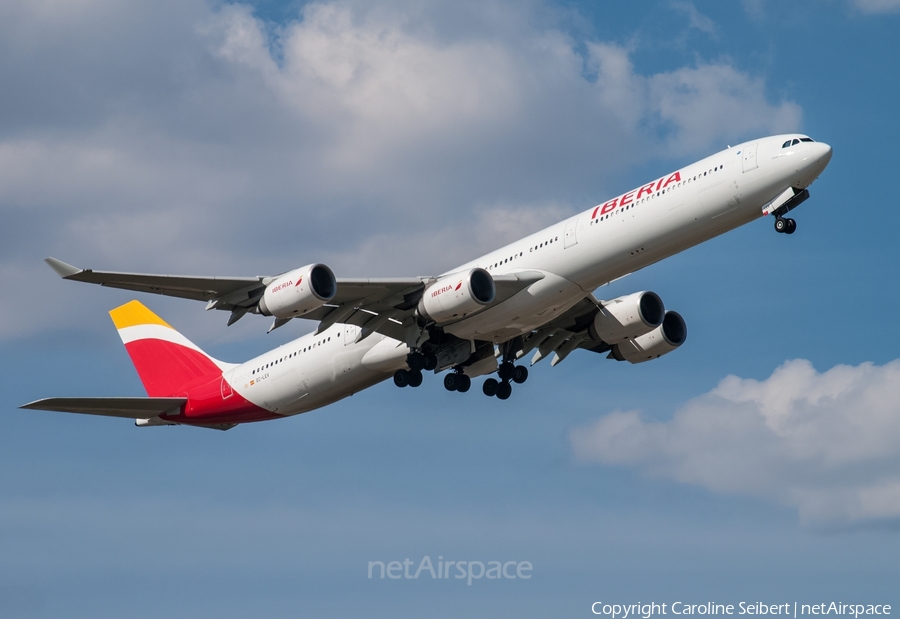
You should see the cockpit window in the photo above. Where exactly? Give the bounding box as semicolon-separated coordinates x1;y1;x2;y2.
783;137;815;148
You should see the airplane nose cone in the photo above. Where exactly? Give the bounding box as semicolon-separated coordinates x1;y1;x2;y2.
796;141;833;189
815;141;833;167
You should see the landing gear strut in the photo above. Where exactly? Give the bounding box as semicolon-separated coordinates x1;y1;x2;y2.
774;217;796;235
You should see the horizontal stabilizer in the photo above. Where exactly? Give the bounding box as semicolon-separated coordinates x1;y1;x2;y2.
20;397;186;419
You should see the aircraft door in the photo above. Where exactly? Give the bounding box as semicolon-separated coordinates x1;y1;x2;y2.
742;143;758;172
564;219;578;248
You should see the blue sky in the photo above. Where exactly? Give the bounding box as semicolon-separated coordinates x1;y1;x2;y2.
2;0;900;616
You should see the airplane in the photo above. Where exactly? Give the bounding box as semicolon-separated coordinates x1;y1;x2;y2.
21;134;833;430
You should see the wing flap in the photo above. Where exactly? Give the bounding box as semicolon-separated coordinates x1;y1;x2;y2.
20;397;187;419
331;277;428;306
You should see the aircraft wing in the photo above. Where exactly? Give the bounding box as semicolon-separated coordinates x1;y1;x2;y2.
20;397;187;419
46;257;428;332
45;258;544;341
46;257;270;307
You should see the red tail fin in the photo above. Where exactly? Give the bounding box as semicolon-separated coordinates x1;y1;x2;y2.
109;301;229;397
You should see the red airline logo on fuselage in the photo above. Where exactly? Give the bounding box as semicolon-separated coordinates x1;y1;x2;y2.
590;171;682;220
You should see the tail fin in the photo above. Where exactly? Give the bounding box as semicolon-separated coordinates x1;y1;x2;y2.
109;301;231;397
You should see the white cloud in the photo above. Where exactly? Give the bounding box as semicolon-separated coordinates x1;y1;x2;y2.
571;359;900;527
854;0;900;13
0;0;801;340
670;1;718;36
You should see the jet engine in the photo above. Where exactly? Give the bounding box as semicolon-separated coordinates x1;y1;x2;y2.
417;268;495;324
590;291;665;345
609;311;687;364
257;263;337;319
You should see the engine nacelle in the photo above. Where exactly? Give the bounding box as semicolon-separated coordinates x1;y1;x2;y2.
258;263;336;319
590;291;665;345
417;268;495;324
610;311;687;364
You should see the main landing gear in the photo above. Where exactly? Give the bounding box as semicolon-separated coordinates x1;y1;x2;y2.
393;368;423;388
393;349;437;388
482;361;528;400
394;344;531;401
443;370;471;393
774;217;796;235
406;350;437;372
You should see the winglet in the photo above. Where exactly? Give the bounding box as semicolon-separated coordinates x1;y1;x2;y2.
45;257;83;278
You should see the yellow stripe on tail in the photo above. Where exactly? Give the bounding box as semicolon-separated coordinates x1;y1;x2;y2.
109;300;173;330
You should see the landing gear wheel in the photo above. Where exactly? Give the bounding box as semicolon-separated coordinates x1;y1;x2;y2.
785;218;797;234
496;381;512;400
483;378;500;397
407;351;426;371
457;374;471;393
512;365;528;384
498;362;515;381
423;353;438;371
408;369;423;388
393;369;410;388
444;373;459;392
774;217;788;233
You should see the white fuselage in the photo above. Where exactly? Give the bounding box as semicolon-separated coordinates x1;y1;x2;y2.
227;323;409;415
447;134;830;340
229;134;832;416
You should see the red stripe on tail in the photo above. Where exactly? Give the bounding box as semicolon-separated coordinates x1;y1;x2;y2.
123;339;221;397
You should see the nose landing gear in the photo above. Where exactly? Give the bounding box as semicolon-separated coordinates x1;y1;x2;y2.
774;217;796;234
